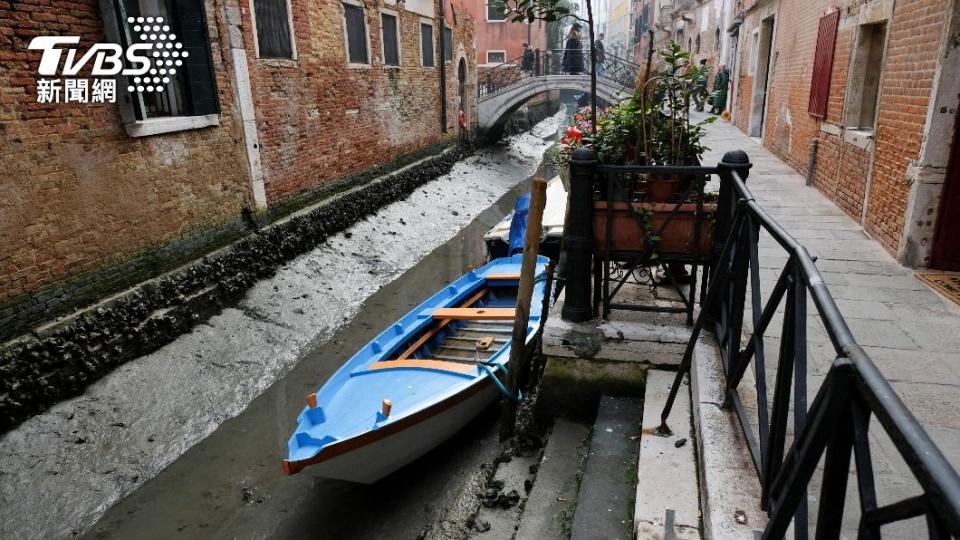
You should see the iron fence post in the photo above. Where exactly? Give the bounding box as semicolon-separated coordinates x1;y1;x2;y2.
561;147;597;322
708;150;752;324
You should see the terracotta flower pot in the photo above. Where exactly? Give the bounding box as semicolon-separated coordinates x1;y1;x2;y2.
645;176;679;202
592;201;716;255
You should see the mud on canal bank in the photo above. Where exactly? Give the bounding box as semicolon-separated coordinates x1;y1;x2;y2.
0;113;563;539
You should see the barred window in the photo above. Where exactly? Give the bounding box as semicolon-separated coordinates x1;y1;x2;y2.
420;23;434;67
343;3;369;64
381;13;399;66
253;0;293;58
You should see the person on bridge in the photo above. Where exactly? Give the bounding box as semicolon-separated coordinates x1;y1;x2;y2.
594;33;606;78
561;24;584;75
521;42;535;73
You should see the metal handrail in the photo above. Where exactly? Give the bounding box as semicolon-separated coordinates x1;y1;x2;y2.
658;154;960;538
477;50;641;101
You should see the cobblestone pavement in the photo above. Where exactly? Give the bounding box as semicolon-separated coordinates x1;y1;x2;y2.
697;114;960;536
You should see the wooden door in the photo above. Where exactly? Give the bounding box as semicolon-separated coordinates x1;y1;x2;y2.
932;117;960;270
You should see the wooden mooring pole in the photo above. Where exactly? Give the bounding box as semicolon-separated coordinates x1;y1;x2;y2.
500;178;548;440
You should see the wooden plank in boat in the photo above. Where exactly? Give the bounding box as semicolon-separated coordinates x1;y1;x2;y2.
485;273;521;281
368;359;478;374
432;308;515;320
396;288;488;361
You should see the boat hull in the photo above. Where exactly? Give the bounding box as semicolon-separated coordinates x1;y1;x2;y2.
302;380;499;484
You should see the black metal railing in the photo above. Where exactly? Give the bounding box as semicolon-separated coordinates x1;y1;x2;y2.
477;50;641;100
648;151;960;538
592;164;714;325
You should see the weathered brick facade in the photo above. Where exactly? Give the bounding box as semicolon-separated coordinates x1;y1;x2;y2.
0;0;476;339
729;0;959;266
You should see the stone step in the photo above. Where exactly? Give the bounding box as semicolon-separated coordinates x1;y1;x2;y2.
570;395;643;540
635;369;702;539
515;419;592;540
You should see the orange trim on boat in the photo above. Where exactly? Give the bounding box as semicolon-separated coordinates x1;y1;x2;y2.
432;307;516;320
368;359;478;373
485;273;521;280
306;393;318;408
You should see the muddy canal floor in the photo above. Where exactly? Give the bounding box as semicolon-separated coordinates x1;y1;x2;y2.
83;201;518;538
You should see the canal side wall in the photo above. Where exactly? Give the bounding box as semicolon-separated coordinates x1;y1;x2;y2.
0;0;478;344
0;145;469;434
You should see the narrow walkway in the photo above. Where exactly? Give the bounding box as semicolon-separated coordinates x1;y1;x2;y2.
698;115;960;534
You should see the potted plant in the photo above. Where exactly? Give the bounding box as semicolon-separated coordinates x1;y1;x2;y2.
591;41;718;257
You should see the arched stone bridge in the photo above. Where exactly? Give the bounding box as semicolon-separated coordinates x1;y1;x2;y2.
476;50;640;133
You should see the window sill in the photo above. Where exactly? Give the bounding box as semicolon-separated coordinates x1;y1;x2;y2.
258;57;299;68
844;128;874;149
124;114;220;138
347;63;372;69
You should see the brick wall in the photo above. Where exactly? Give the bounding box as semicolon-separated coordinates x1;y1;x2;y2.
242;0;475;203
0;0;253;329
732;0;950;255
0;0;476;340
862;0;947;250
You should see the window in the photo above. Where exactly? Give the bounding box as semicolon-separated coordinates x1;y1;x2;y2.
443;26;453;62
748;28;760;75
109;0;219;123
381;12;399;66
695;34;700;53
715;28;720;52
252;0;294;58
486;50;506;64
807;10;839;119
343;3;369;65
420;22;434;67
486;1;506;21
844;22;887;129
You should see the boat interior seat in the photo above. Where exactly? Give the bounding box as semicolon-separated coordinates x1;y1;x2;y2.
366;359;478;376
431;307;515;320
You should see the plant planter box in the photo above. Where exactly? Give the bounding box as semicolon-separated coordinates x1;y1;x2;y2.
593;201;716;255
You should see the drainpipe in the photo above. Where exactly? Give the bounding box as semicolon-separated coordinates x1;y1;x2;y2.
805;137;819;186
438;0;447;133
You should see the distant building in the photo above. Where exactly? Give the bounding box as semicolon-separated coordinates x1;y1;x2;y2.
468;0;547;66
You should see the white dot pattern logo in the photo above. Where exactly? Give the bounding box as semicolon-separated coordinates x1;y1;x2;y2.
125;16;185;94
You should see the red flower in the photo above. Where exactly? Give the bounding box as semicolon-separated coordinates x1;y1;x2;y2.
566;126;583;142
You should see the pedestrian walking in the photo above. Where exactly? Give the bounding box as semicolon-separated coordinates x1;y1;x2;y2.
594;33;606;78
694;59;710;112
561;24;584;75
710;64;729;115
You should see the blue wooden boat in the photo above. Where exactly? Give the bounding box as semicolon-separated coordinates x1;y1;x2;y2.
282;255;549;483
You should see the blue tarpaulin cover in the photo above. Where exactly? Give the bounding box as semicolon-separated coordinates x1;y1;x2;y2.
508;193;530;255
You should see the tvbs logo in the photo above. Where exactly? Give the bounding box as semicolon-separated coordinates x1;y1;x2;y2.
28;16;188;103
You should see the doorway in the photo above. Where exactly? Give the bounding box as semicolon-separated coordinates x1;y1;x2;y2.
931;116;960;270
748;15;775;137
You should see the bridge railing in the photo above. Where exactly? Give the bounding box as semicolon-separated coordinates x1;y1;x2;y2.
477;50;641;100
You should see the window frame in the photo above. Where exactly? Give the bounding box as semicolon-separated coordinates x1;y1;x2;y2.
341;0;372;68
748;28;760;76
843;21;887;132
380;9;401;68
419;19;435;68
486;1;506;22
485;50;506;65
249;0;297;61
443;24;453;64
100;0;221;136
